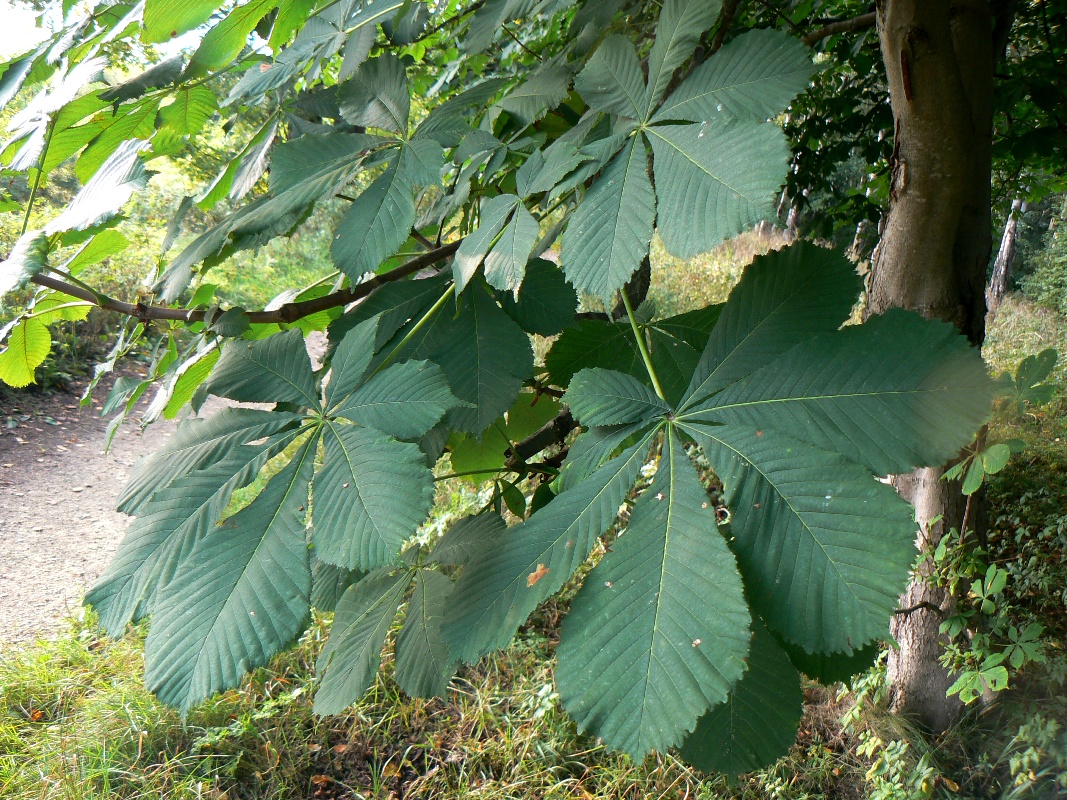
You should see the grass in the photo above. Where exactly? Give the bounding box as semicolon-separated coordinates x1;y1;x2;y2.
4;235;1067;799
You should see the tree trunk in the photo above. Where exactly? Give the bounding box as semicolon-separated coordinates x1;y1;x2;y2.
867;0;1007;732
987;197;1026;311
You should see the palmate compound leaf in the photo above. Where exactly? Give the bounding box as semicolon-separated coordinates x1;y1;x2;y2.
453;194;521;292
680;422;915;654
116;408;303;514
556;428;750;758
685;309;997;477
87;428;302;634
314;568;413;715
560;135;655;303
444;431;658;665
681;242;862;409
653;29;816;125
206;327;319;407
648;121;788;260
394;569;456;698
144;438;316;712
677;622;803;774
312;421;435;571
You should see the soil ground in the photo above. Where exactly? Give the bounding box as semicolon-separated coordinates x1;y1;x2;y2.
0;371;189;643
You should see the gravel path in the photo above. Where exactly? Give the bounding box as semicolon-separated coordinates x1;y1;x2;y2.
0;375;189;643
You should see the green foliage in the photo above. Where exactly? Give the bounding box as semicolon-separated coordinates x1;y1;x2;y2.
0;0;999;778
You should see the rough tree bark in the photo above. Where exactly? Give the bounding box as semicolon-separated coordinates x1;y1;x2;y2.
987;197;1027;310
867;0;1011;732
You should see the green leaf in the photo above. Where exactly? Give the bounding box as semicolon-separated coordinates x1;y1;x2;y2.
76;97;159;183
687;310;996;476
0;230;49;297
678;623;802;774
331;157;415;280
327;272;449;346
337;54;410;134
453;194;520;292
398;138;444;187
496;64;572;127
643;0;723;116
498;258;579;336
144;0;224;43
326;316;378;409
400;285;534;435
0;317;50;388
415;78;507;148
334;360;462;439
314;568;412;714
270;0;316;50
545;318;642;389
163;349;221;419
268;131;382;197
428;513;507;566
88;430;299;634
981;443;1012;475
682;423;915;653
556;429;749;757
648;121;788;259
780;640;880;684
206;328;318;407
565;368;670;427
484;203;539;294
654;29;815;124
187;0;279;74
45;139;149;234
445;433;656;664
159;85;218;135
61;229;129;276
144;441;314;712
116;408;303;513
682;242;861;409
312;422;434;570
311;559;364;613
561;135;655;302
575;34;646;120
395;569;456;698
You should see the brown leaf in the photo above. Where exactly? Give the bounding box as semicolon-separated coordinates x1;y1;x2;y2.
527;563;549;587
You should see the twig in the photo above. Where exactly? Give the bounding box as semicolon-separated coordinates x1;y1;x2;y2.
29;241;461;326
802;12;876;46
894;601;945;617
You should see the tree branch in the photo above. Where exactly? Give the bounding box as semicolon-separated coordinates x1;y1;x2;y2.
709;0;741;56
504;409;575;470
29;241;461;326
802;12;876;46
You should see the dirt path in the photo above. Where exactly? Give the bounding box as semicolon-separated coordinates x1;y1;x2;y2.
0;334;326;645
0;373;190;643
